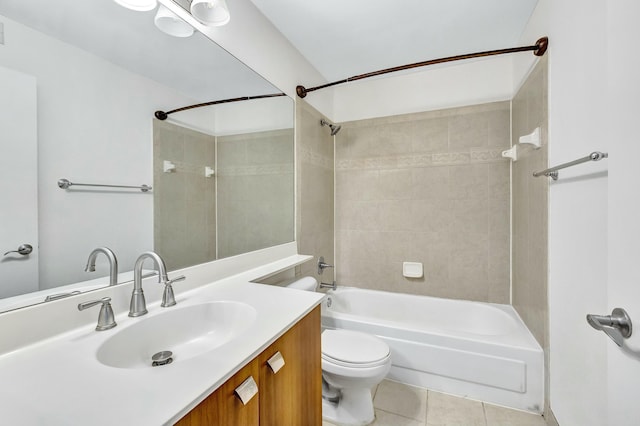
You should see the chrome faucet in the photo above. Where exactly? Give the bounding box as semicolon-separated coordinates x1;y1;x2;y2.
129;251;185;317
85;247;118;286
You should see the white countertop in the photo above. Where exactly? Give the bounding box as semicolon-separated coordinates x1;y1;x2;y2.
0;245;323;425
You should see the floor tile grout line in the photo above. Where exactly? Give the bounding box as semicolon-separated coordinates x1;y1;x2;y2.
425;389;430;425
482;401;489;426
375;407;425;424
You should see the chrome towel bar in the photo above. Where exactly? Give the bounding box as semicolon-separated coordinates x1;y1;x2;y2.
58;178;152;192
533;151;608;180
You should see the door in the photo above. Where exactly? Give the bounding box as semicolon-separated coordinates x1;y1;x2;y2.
0;65;39;298
606;1;640;423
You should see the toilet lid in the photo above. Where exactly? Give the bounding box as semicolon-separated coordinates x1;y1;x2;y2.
322;329;390;366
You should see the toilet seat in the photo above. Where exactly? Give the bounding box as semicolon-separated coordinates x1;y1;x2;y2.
322;329;390;368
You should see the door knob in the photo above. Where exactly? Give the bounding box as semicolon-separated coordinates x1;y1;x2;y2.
4;244;33;256
586;308;632;346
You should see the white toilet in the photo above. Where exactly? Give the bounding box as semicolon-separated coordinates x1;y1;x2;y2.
286;277;391;426
321;329;391;426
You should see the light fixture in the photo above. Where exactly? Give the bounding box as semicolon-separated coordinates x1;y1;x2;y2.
154;4;194;37
112;0;158;12
190;0;231;26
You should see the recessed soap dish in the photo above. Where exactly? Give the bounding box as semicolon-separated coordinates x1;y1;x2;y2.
403;262;423;278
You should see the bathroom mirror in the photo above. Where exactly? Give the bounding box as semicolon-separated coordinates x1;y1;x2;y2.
0;0;294;312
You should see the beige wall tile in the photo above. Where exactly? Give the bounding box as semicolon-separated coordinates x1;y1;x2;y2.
296;100;334;285
411;167;450;200
449;164;489;199
448;111;489;150
511;57;549;415
412;117;449;153
335;102;510;302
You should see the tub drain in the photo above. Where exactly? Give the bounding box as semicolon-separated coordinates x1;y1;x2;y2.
151;350;173;367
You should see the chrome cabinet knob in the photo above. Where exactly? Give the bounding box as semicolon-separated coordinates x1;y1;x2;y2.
4;244;33;256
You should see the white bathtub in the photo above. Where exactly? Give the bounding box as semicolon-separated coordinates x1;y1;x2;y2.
321;287;544;414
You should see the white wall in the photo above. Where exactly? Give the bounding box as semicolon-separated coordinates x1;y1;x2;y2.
515;0;609;425
331;55;514;123
159;0;334;118
0;15;196;289
606;1;640;424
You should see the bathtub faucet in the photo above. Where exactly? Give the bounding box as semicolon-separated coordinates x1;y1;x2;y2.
319;281;337;291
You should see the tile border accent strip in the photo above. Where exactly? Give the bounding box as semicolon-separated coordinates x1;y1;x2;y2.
217;163;294;177
336;148;507;171
298;147;334;170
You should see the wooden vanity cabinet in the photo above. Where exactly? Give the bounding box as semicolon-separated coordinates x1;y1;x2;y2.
176;360;260;426
175;306;321;426
259;306;322;426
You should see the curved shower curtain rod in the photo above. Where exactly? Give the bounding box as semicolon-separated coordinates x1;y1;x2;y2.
296;37;549;98
154;92;287;121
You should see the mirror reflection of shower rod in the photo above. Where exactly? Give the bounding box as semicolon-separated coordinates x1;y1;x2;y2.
296;37;549;98
154;92;286;121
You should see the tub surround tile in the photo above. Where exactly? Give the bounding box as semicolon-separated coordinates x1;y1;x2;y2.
511;58;549;417
448;112;489;150
335;102;510;303
448;164;489;200
296;100;335;285
512;59;548;349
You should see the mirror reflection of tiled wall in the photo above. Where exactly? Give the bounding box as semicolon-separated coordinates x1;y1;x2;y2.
153;121;294;269
217;129;294;258
153;120;216;271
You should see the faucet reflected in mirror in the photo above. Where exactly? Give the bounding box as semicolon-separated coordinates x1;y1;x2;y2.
84;247;118;286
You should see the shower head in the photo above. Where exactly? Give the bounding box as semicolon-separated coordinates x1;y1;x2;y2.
320;118;342;136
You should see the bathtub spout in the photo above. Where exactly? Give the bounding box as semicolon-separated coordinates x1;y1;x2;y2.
320;281;337;291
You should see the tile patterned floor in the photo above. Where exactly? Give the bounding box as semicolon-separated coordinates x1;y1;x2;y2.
323;380;548;426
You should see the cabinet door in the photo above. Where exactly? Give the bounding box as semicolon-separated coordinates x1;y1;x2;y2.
258;306;322;426
176;360;260;426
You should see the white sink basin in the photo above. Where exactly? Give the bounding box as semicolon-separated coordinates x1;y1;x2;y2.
96;301;257;369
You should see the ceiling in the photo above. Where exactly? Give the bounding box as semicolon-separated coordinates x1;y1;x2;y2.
250;0;540;82
0;0;276;102
1;1;540;100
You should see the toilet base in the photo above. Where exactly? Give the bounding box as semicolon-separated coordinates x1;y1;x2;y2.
322;387;375;426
